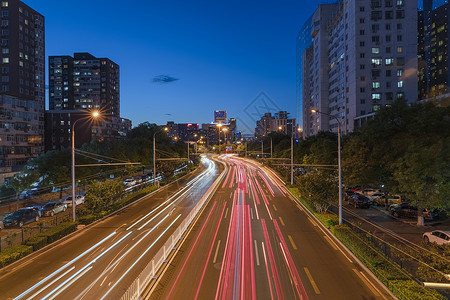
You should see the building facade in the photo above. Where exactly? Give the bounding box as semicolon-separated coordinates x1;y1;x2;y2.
49;52;120;117
418;0;450;102
46;52;129;151
0;0;45;170
302;0;418;137
296;15;313;130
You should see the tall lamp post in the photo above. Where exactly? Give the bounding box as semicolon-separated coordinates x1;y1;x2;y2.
71;111;99;222
311;109;342;225
153;127;169;186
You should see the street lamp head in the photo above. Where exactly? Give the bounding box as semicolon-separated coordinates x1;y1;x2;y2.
92;111;100;118
217;123;223;128
311;109;318;114
278;126;282;130
164;127;169;132
222;128;228;132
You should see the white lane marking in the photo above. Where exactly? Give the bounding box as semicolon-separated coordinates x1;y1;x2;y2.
40;233;130;300
100;215;182;300
213;240;221;264
250;208;254;220
254;240;260;266
324;235;338;250
27;267;75;300
127;168;211;231
15;232;117;300
46;266;93;300
230;192;233;198
225;208;229;219
308;217;317;227
353;269;381;297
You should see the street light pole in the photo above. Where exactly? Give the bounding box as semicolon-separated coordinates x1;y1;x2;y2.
291;129;294;185
71;111;99;222
153;132;156;186
311;109;342;225
153;127;169;186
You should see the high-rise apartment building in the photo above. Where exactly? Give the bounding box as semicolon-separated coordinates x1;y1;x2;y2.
0;0;44;171
49;52;120;117
302;0;418;137
418;0;450;103
46;52;130;151
296;16;313;129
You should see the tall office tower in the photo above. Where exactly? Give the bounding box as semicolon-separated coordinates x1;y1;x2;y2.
214;110;227;124
49;52;120;117
419;0;450;103
296;15;313;130
0;0;44;174
302;0;418;137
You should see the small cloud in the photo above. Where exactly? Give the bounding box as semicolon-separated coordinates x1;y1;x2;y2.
152;75;179;84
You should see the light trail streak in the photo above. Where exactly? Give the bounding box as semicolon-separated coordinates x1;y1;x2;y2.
273;220;308;300
261;219;284;300
100;215;182;300
166;203;218;299
194;203;226;299
15;232;117;300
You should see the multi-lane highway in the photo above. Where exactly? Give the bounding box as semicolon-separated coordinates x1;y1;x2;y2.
149;155;394;300
0;156;223;300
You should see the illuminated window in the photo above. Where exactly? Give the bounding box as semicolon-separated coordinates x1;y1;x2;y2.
371;58;382;65
397;81;403;88
385;58;394;65
2;2;8;7
397;46;403;53
372;82;381;89
371;47;380;54
372;93;381;100
2;57;8;63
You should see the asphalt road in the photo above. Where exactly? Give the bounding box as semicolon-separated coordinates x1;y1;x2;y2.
0;156;223;300
150;155;394;300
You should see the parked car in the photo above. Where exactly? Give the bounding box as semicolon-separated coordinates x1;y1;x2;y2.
348;194;371;208
38;201;67;217
344;190;357;201
63;195;85;206
387;195;405;205
362;188;381;197
390;202;439;220
3;208;40;228
368;192;386;205
123;179;136;188
423;230;450;245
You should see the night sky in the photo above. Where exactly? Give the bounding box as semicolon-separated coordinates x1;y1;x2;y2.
26;0;322;134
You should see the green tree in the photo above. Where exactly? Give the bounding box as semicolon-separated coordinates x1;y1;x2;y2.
297;170;338;213
85;179;124;213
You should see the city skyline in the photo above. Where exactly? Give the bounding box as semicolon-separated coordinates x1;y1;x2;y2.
25;0;321;133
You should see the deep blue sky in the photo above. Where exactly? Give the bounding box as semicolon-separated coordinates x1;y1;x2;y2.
26;0;322;134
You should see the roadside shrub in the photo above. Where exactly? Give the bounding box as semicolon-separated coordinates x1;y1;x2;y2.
78;214;96;225
25;235;47;251
0;245;32;268
42;222;77;243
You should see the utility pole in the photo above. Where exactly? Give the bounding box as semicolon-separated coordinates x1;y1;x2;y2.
245;141;247;157
261;140;264;158
187;142;190;161
270;137;273;157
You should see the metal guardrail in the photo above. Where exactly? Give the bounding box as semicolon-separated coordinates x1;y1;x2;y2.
120;163;224;300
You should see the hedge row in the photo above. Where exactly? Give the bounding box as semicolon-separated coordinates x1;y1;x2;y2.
25;222;77;251
0;245;32;268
